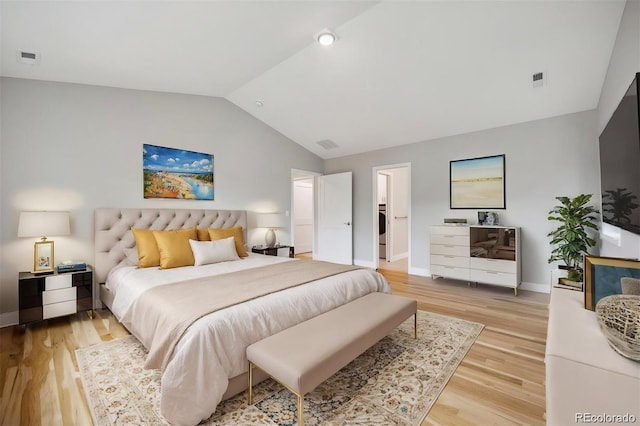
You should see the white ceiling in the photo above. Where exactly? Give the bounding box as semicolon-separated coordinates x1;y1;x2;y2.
1;1;626;159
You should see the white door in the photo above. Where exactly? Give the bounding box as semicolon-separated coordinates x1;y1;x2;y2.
316;172;353;264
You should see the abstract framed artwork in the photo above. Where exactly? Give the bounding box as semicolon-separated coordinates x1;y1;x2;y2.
584;255;640;310
450;154;505;209
143;144;214;200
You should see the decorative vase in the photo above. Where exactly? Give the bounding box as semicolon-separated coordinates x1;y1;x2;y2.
265;228;276;248
595;294;640;361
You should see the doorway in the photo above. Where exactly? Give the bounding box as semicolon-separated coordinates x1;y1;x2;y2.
373;164;410;272
291;169;319;256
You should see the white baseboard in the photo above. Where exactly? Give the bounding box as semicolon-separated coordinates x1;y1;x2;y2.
354;259;376;269
0;311;19;328
409;266;430;277
520;281;551;294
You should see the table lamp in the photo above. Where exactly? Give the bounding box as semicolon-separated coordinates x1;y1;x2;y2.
256;213;286;247
18;211;70;274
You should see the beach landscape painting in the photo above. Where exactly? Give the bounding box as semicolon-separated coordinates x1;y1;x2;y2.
143;144;214;200
450;154;505;209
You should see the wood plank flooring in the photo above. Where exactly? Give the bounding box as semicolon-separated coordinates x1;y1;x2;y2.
0;268;548;426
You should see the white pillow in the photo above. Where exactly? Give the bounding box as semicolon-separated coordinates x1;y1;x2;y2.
123;247;139;266
189;237;240;266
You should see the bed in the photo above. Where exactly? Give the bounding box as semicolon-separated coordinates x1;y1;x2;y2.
94;208;391;425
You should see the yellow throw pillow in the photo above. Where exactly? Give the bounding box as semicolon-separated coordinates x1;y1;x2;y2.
197;228;211;241
132;228;160;268
208;227;248;257
153;228;197;269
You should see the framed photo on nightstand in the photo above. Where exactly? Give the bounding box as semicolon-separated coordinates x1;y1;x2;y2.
34;240;54;273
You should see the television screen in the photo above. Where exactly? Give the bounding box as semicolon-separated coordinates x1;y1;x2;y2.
598;72;640;235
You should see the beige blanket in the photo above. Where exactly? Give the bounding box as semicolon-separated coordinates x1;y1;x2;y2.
129;260;361;370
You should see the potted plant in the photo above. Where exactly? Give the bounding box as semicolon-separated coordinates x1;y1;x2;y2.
547;194;599;282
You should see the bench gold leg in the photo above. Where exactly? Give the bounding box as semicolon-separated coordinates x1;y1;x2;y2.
297;393;304;426
414;312;418;339
248;362;253;406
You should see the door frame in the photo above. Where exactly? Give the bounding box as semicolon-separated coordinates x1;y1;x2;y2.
372;163;411;270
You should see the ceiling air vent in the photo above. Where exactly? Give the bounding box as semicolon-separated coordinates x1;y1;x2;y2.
17;50;40;65
532;72;544;88
316;139;339;150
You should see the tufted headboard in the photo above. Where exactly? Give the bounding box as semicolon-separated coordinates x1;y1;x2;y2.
94;208;247;284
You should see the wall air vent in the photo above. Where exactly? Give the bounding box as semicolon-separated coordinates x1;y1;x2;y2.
532;71;544;88
316;139;339;150
17;50;40;65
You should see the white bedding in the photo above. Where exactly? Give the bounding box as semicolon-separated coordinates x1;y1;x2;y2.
105;254;391;426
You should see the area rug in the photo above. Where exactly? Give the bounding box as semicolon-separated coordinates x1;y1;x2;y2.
76;310;483;425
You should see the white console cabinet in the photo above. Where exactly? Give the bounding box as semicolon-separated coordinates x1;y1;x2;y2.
546;287;640;425
429;225;521;294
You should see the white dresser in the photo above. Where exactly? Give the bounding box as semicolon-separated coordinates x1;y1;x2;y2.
429;225;470;281
429;225;521;294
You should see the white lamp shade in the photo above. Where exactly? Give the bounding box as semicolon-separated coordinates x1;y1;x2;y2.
256;213;286;229
18;211;70;238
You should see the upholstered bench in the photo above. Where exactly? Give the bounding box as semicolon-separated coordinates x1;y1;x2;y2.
246;292;417;426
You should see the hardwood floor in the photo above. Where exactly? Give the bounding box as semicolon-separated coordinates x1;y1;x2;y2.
382;268;549;426
0;268;548;426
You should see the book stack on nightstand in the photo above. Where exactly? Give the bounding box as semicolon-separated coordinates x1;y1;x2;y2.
56;260;87;273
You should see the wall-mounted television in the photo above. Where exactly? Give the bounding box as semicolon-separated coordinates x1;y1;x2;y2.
598;72;640;236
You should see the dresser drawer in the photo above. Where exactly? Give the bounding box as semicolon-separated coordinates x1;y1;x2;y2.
431;244;469;257
431;254;470;268
431;264;470;281
430;234;469;246
469;269;516;287
43;300;76;319
45;274;72;291
470;257;517;274
43;287;76;305
430;226;469;236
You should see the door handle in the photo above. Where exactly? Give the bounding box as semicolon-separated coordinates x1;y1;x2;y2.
344;221;351;226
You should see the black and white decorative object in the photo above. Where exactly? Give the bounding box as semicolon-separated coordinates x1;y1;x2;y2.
478;211;499;226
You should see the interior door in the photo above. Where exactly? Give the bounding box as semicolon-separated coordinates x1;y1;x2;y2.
316;172;353;264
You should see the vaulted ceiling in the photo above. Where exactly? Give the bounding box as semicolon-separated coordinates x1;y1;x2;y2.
1;1;626;158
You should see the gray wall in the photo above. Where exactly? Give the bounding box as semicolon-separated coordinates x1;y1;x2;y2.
325;110;600;290
0;77;323;323
597;0;640;259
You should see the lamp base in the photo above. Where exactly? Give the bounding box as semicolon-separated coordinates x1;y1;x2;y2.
265;229;276;248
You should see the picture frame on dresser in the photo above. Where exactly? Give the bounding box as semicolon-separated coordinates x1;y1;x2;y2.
450;154;506;209
584;255;640;310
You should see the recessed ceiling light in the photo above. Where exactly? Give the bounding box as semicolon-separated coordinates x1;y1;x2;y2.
315;29;337;46
255;100;264;107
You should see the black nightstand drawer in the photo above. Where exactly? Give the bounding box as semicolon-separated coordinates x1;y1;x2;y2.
252;245;295;258
19;276;44;309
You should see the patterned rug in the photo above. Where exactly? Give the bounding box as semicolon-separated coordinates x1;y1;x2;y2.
76;310;483;425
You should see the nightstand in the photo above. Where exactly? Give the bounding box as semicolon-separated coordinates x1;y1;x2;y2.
19;266;93;324
251;245;295;258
